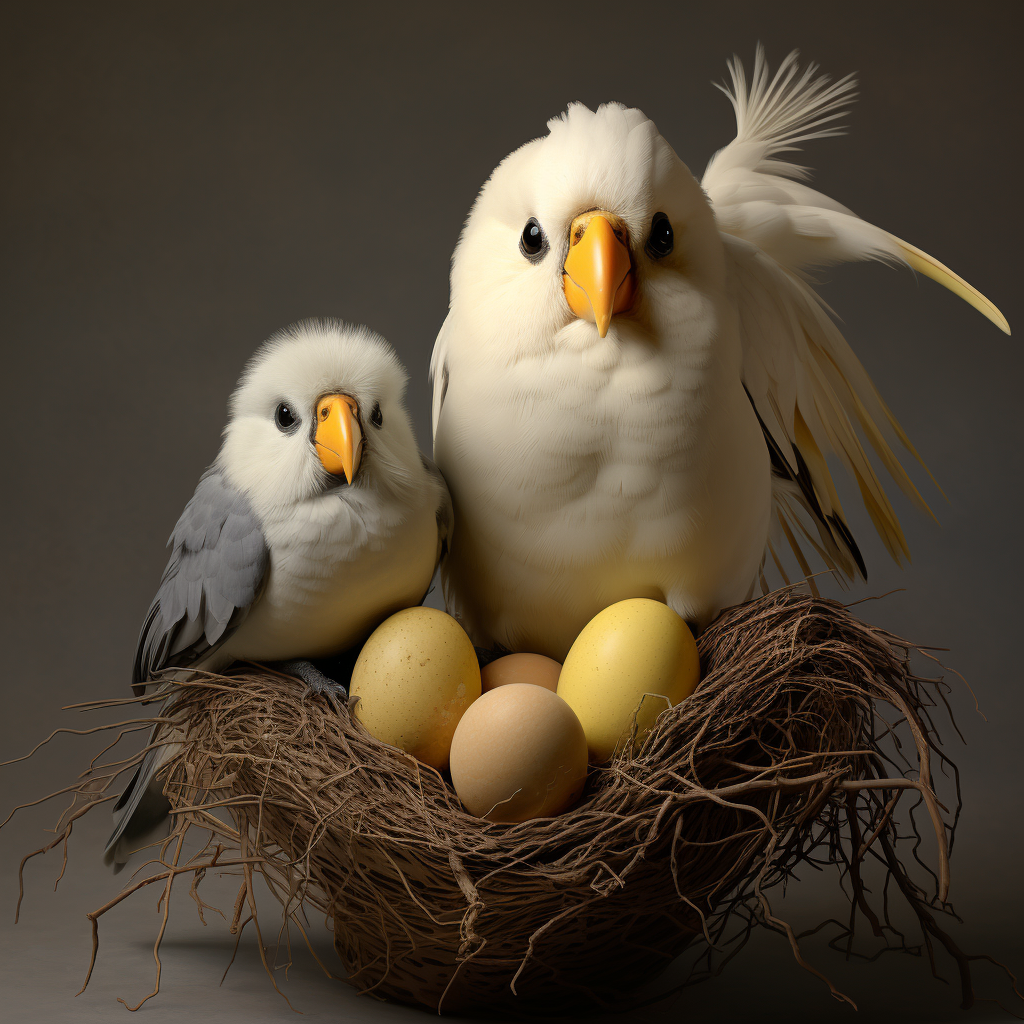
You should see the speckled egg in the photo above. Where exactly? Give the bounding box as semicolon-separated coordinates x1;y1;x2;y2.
350;607;481;770
449;683;588;822
556;598;700;763
480;653;562;693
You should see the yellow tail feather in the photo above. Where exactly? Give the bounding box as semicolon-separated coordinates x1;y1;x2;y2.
892;235;1011;335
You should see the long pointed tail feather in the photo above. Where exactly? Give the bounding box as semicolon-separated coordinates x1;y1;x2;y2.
891;234;1011;335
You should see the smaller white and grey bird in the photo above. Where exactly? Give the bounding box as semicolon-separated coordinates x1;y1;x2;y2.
105;319;451;868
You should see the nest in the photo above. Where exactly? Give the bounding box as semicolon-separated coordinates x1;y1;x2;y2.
8;589;1016;1014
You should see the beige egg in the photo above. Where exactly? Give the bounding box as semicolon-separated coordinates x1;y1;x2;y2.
350;607;481;770
557;598;700;764
480;653;562;693
450;683;588;822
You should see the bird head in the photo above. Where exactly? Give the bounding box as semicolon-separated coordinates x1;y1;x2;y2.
219;320;423;510
448;102;726;363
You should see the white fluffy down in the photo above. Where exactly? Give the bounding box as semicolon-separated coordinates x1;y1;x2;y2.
222;319;421;513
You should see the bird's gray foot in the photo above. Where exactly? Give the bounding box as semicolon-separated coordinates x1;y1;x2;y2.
272;659;348;701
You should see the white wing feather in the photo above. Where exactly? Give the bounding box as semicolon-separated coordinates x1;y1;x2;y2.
429;312;451;443
704;47;1008;584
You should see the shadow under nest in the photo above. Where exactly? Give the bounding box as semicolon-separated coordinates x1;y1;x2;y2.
9;588;1017;1015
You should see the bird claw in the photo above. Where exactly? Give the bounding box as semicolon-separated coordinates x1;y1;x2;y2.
272;659;348;703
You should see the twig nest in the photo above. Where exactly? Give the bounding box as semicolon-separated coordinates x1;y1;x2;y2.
65;590;966;1015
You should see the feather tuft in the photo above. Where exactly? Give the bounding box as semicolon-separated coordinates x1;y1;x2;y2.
711;44;857;176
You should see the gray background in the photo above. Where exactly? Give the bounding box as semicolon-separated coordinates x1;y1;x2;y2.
2;1;1021;1020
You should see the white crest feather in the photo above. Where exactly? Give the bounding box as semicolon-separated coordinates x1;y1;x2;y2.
710;45;857;174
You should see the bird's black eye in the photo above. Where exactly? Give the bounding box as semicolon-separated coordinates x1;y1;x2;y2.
274;402;299;432
370;402;383;428
645;212;674;259
519;217;548;261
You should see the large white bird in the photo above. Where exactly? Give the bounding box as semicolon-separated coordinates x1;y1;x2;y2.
106;319;451;867
430;49;1008;661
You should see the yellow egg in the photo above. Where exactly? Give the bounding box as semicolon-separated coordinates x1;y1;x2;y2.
556;598;700;763
449;683;588;822
480;653;562;693
350;607;481;770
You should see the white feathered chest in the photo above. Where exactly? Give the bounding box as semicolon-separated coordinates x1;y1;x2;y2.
226;481;439;662
436;316;770;657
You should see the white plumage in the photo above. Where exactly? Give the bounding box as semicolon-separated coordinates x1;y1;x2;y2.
216;322;445;662
106;320;450;868
430;48;1008;661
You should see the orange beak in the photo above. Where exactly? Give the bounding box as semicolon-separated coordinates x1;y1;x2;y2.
315;394;362;483
562;211;634;337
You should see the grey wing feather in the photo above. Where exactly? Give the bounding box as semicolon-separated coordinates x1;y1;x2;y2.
103;744;172;871
106;468;268;867
420;453;453;570
131;468;269;695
